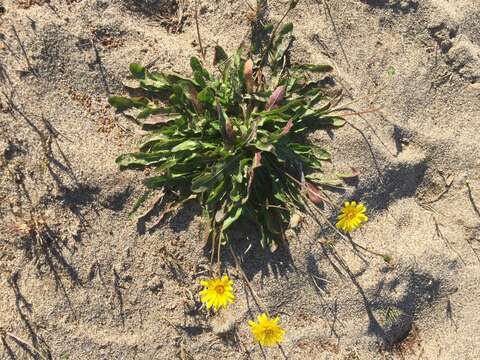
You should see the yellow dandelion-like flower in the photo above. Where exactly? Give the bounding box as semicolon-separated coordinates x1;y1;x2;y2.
199;275;235;311
336;201;368;233
248;313;285;347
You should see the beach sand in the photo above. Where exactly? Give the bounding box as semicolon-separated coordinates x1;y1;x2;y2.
1;0;479;358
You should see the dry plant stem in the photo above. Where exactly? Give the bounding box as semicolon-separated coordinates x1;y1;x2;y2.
160;316;183;335
347;235;387;258
432;214;467;266
5;332;48;360
319;0;350;69
217;232;222;267
228;245;269;314
332;85;387;111
283;171;334;207
243;0;255;12
420;175;453;205
333;108;382;118
298;186;389;259
194;0;205;60
210;227;216;265
466;180;480;218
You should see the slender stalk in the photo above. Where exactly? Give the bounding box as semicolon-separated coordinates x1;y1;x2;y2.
284;171;334;207
333;108;382;117
5;332;48;360
194;0;206;60
228;246;269;314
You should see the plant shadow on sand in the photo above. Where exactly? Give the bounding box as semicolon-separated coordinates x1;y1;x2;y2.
2;81;99;321
2;272;53;360
95;182;452;350
313;244;452;348
360;0;419;13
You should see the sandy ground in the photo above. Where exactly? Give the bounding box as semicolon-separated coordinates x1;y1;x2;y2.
1;0;480;359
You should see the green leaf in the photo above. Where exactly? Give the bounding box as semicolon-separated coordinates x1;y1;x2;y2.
387;66;396;77
145;174;191;188
221;207;243;231
198;87;215;104
279;22;293;36
130;63;146;79
306;174;343;187
108;96;134;111
336;167;360;179
215;99;233;144
213;45;229;66
116;152;168;169
292;64;333;73
128;190;152;218
313;147;331;160
207;180;226;204
256;98;305;117
190;57;210;87
171;140;201;152
254;141;275;153
328;117;346;127
144;175;170;188
191;172;218;193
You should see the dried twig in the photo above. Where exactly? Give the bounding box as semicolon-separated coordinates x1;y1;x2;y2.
4;332;49;360
283;171;334;207
228;245;268;314
333;107;382;117
290;180;390;260
332;85;387;112
466;180;480;219
194;0;206;60
420;173;454;205
432;215;466;266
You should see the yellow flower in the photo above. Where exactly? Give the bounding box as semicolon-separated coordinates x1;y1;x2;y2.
248;313;285;347
336;201;368;233
199;275;235;311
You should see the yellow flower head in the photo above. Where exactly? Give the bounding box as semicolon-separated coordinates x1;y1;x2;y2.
199;275;235;311
248;313;285;347
336;201;368;233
